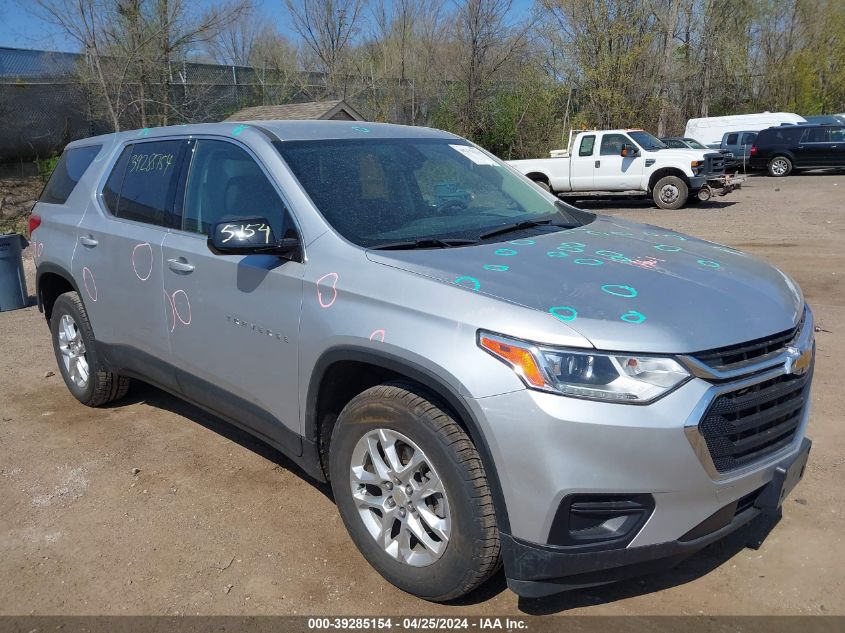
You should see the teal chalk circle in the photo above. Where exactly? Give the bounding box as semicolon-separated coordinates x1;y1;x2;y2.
454;276;480;291
621;310;646;324
547;251;569;258
351;126;371;133
483;264;509;271
508;238;536;246
595;250;632;263
697;259;721;268
549;306;578;322
558;241;586;253
654;244;682;252
232;124;248;136
601;284;638;298
574;258;603;265
138;128;150;137
495;248;518;256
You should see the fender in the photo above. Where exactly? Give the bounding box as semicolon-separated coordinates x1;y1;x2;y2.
35;261;81;315
306;346;512;534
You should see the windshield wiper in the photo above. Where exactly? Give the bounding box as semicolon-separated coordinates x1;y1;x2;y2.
479;219;575;241
371;238;479;250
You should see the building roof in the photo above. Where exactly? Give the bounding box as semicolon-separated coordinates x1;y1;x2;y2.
225;100;364;122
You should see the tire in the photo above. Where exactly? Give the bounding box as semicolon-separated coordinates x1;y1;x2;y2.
652;175;688;210
50;291;130;407
329;382;500;601
532;178;552;192
768;156;792;177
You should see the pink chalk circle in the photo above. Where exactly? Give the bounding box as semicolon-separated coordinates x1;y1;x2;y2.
82;267;97;302
172;290;192;326
164;290;176;332
316;272;339;308
369;329;386;342
131;242;154;281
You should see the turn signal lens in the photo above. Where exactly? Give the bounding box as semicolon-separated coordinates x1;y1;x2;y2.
479;334;547;388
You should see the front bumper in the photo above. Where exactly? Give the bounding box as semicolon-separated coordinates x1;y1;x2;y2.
470;312;814;596
502;438;811;597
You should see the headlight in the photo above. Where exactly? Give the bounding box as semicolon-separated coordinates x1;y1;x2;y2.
478;331;690;403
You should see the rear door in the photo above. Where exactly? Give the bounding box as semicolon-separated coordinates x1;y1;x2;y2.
74;138;187;389
160;137;304;454
796;127;830;167
593;133;643;190
829;126;845;167
569;134;596;190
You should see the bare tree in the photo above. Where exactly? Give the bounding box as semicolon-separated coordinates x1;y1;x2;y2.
283;0;367;96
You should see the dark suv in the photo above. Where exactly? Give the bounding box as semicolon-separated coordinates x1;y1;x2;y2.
750;124;845;176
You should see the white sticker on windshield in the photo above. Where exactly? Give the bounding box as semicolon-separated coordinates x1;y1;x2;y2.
449;144;499;166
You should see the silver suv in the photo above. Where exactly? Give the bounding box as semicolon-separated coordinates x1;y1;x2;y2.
31;121;814;600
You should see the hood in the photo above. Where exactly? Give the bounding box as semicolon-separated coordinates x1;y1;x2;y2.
649;148;709;161
366;216;804;354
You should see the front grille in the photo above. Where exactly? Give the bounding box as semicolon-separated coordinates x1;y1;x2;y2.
693;311;804;372
699;371;811;473
704;153;726;176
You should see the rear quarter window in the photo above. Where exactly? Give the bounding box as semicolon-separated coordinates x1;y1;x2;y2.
39;145;102;205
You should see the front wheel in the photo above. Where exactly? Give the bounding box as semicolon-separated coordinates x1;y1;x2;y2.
768;156;792;177
329;383;500;601
652;175;688;210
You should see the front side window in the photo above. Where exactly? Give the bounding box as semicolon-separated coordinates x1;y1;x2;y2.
103;140;183;227
829;127;845;142
182;139;288;239
578;135;596;156
40;144;102;205
725;133;739;145
600;134;631;156
274;138;588;247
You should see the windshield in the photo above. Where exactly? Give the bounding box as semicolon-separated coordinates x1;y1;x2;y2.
683;138;707;149
628;131;667;151
274;138;590;248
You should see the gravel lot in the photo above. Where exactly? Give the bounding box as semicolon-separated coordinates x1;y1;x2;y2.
1;173;843;616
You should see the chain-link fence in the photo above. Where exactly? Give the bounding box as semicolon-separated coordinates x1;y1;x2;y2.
0;47;359;162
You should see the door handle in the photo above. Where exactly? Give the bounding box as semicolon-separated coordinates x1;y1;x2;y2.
167;258;195;273
79;235;98;247
595;160;601;168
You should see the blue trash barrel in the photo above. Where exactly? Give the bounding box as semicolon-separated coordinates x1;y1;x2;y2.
0;233;29;312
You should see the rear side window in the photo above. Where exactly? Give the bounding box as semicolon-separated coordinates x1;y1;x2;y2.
39;145;102;205
578;135;595;156
102;140;183;227
801;127;828;143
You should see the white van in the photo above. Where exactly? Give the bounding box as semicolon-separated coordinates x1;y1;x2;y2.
684;112;806;146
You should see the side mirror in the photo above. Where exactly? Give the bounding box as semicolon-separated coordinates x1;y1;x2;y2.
621;144;637;157
207;218;299;257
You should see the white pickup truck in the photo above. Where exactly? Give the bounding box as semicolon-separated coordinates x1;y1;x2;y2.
508;129;742;209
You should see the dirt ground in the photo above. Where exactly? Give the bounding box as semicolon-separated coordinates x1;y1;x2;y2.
1;173;843;616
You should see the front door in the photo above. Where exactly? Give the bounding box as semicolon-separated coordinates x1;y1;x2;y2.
161;138;304;454
827;126;845;167
796;127;830;167
594;133;643;190
74;138;187;389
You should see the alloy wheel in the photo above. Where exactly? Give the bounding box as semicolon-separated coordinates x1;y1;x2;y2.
57;313;89;389
349;428;451;567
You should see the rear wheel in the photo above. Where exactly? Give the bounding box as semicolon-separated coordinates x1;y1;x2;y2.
50;292;130;407
329;383;500;601
768;156;792;177
652;175;688;210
